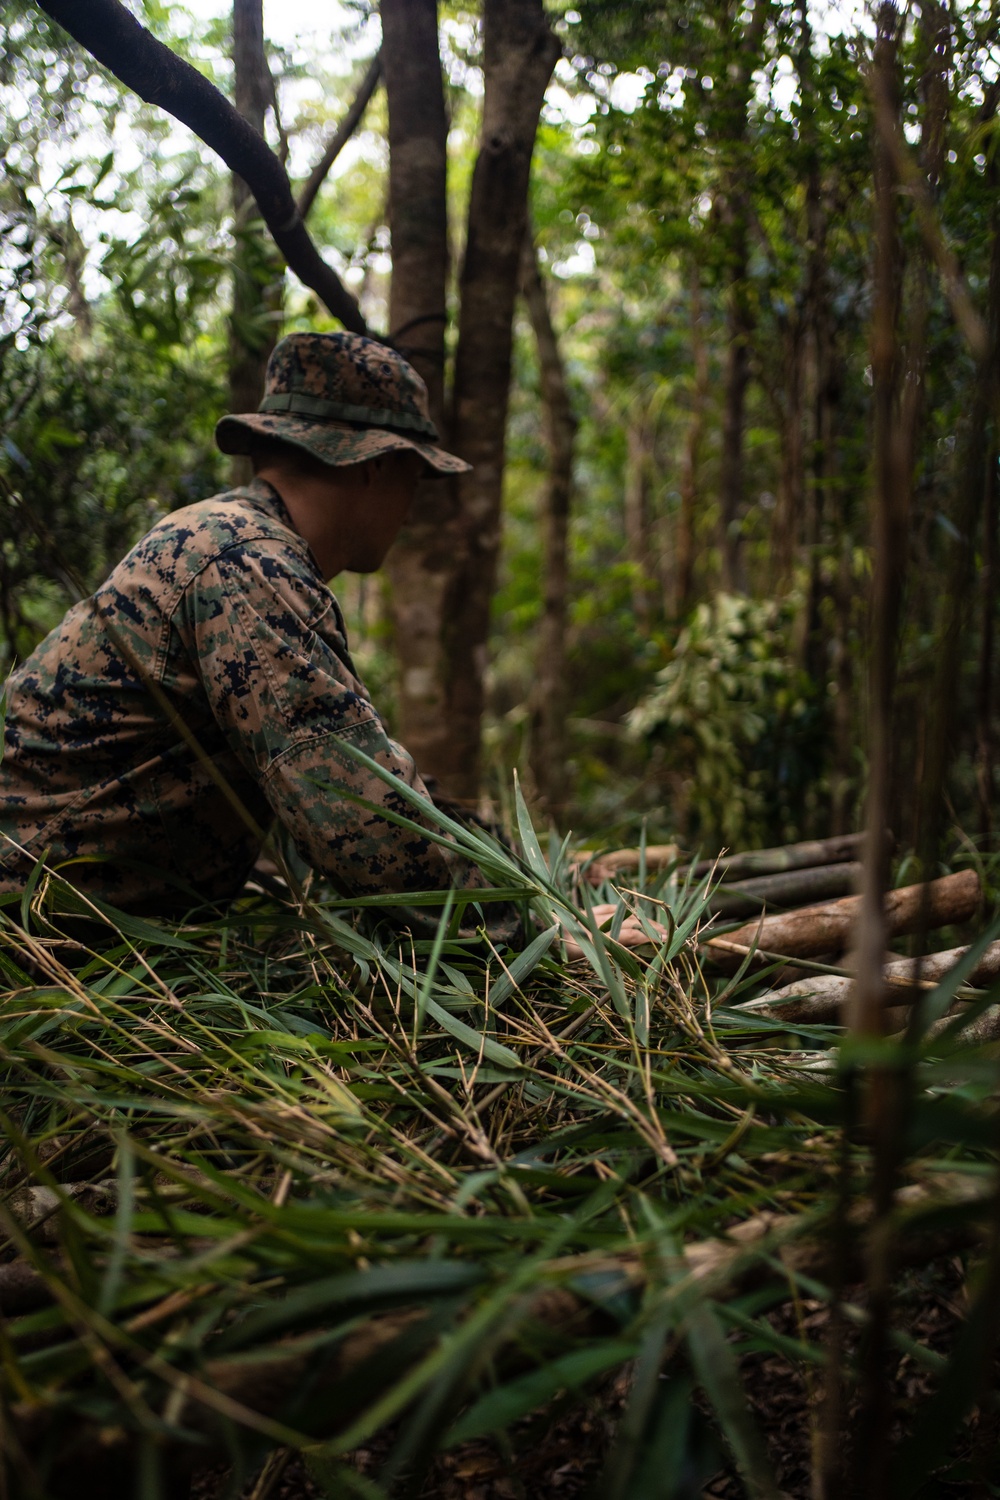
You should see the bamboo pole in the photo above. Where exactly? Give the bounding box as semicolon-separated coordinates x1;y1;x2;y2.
689;831;871;881
579;831;880;886
704;869;980;972
707;861;862;918
743;940;1000;1025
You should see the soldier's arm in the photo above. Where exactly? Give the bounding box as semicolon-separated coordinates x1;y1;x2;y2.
176;539;494;906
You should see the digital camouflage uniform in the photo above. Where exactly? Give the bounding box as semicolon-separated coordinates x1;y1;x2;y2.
0;333;507;929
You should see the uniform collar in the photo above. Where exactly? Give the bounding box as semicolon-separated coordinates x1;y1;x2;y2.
239;475;296;531
238;477;326;583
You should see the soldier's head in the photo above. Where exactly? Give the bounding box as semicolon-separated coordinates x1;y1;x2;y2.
215;333;468;577
215;335;466;576
215;331;467;480
242;435;424;575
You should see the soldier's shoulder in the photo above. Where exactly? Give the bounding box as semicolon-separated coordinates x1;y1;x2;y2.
117;488;306;591
148;489;297;560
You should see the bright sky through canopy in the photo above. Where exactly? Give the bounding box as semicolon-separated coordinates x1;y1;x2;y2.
181;0;871;53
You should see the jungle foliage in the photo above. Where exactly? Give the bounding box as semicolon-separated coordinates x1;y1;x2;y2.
1;793;999;1498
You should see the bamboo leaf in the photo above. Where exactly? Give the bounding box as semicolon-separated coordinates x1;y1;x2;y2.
446;1340;636;1444
415;887;456;1034
684;1300;781;1500
627;1375;724;1500
423;997;524;1070
512;769;551;882
487;924;558;1010
214;1262;486;1354
96;1135;134;1316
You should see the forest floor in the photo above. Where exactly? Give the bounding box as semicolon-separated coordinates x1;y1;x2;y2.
194;1254;984;1500
6;834;996;1498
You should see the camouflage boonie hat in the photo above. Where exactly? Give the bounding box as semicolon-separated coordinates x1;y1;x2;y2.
215;331;470;475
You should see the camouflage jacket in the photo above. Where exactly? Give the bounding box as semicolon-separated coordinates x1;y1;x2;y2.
0;480;497;925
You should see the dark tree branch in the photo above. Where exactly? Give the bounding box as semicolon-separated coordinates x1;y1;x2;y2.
265;54;290;168
34;0;368;335
297;51;382;222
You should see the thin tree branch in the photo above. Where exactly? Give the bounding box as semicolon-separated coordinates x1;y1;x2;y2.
868;58;988;361
297;51;382;222
34;0;369;335
266;56;290;168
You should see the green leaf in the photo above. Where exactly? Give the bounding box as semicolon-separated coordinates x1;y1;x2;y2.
424;997;524;1071
214;1262;486;1354
597;1301;675;1500
96;1136;134;1316
415;887;456;1034
684;1301;780;1500
446;1340;636;1445
631;1375;723;1500
488;924;558;1010
512;769;550;881
305;1456;388;1500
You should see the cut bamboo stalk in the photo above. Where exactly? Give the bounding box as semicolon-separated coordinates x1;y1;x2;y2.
0;1259;54;1316
707;861;862;918
920;1004;1000;1046
703;869;981;972
743;940;1000;1025
579;830;887;886
689;831;871;881
577;844;681;882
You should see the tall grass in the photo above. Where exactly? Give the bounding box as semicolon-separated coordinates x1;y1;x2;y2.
0;787;998;1497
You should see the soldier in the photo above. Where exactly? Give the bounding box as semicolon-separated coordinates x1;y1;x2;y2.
0;332;508;934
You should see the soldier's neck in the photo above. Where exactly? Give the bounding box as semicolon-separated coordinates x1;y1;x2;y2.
255;466;363;579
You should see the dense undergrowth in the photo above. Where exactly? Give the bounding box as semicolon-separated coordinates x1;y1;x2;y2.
1;787;1000;1498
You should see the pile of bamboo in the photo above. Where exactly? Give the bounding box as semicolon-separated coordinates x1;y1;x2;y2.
582;831;871;916
582;833;990;1028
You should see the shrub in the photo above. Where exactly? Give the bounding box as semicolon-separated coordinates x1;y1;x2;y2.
628;591;822;848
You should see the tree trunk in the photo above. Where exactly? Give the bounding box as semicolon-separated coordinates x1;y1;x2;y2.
847;13;918;1496
675;265;706;617
977;436;999;843
854;9;908;1032
715;0;770;595
902;0;956;881
917;54;1000;861
772;318;804;585
719;232;751;594
829;537;855;835
380;0;454;777
624;417;652;631
380;0;449;411
229;0;281;482
520;231;576;817
392;0;558;799
798;0;833;688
